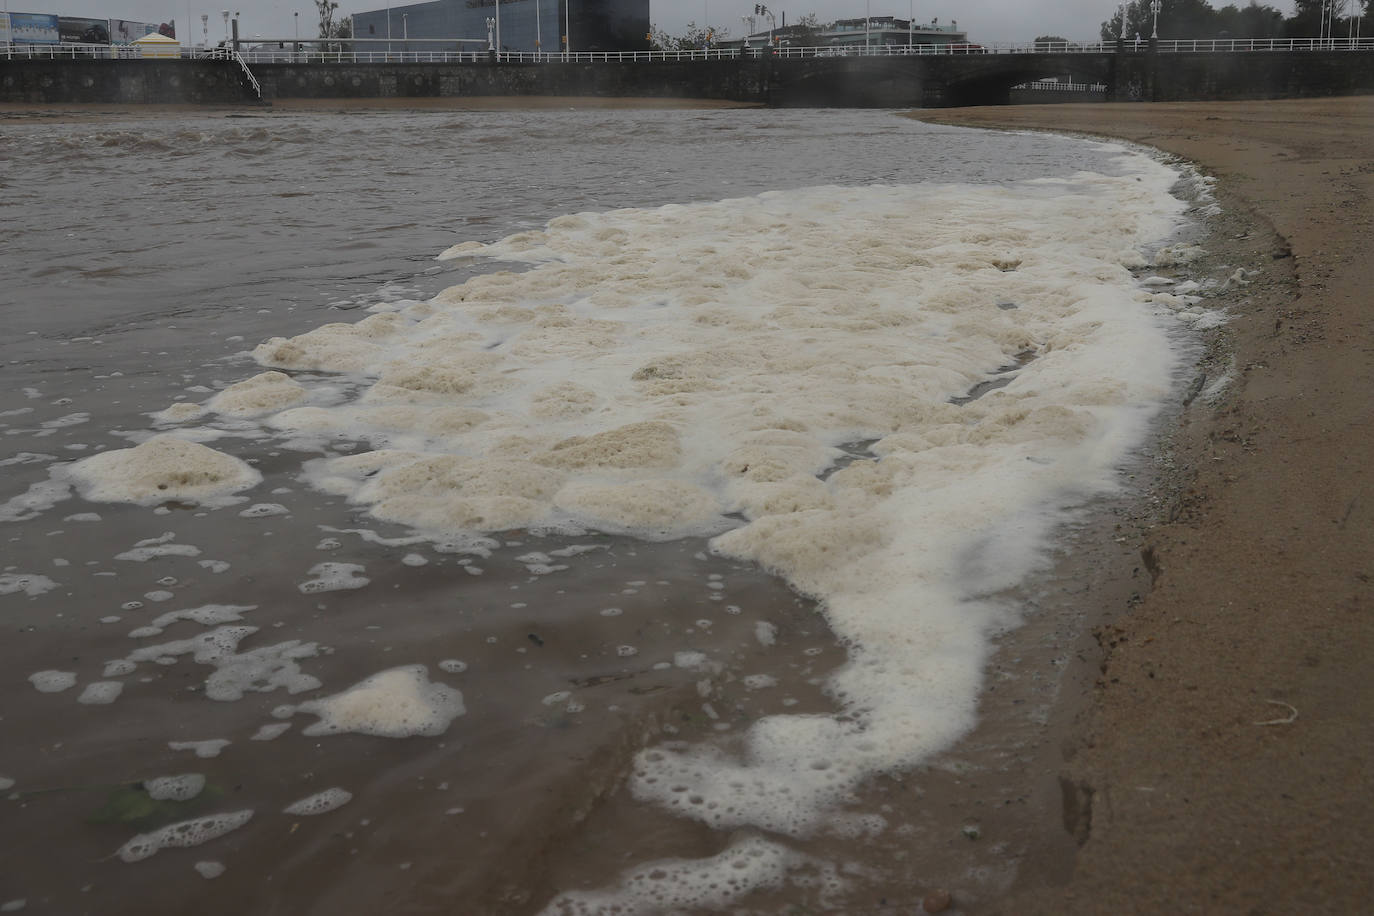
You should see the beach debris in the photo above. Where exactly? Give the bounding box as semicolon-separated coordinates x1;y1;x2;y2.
923;888;953;913
1253;699;1298;726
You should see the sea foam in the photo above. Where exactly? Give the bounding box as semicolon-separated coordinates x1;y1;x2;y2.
234;150;1189;909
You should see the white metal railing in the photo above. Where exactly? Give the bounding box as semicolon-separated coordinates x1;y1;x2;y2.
1012;80;1109;92
5;36;1373;64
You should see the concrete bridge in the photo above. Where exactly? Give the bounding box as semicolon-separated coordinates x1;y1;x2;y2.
3;40;1374;106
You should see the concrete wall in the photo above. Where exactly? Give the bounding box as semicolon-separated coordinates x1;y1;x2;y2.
0;59;251;104
3;51;1374;108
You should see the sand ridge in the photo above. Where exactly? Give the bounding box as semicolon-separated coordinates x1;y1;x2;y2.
913;98;1374;913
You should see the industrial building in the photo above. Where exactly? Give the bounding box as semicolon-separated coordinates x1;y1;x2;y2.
350;0;648;53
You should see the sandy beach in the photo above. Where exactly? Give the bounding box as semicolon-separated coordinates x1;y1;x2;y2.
913;99;1374;912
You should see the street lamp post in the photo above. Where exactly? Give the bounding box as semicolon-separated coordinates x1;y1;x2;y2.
201;12;208;47
402;12;407;56
1119;2;1127;42
494;0;500;52
221;9;229;42
486;16;494;51
1151;0;1161;39
385;0;390;56
535;0;540;57
865;0;871;49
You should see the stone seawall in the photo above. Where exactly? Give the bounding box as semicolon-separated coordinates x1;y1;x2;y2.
0;59;251;104
3;51;1374;107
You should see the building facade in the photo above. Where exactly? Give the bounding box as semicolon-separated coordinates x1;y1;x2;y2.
721;16;969;51
350;0;647;53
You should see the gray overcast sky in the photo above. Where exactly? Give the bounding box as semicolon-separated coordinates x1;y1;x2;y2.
11;0;1302;45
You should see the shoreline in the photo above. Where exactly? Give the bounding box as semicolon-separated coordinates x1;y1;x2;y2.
912;99;1374;912
0;96;762;120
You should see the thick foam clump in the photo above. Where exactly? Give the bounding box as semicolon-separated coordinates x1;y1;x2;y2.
284;665;464;738
282;787;353;816
206;371;307;417
116;810;253;862
64;435;261;506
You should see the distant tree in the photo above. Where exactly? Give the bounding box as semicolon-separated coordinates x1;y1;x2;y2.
649;21;726;51
1033;34;1070;50
791;13;823;47
316;0;339;40
1214;2;1284;39
1100;0;1284;41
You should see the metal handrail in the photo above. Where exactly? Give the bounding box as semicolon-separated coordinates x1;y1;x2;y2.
233;50;262;98
4;36;1373;64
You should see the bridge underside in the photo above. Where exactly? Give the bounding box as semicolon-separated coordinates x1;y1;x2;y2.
767;54;1117;108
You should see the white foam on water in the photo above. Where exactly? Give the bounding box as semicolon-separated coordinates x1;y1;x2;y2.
28;670;76;693
145;773;206;802
283;664;464;738
0;776;15;791
238;503;289;518
0;478;73;522
63;435;261;506
297;562;370;594
540;834;839;915
77;681;124;705
207;147;1198;906
250;722;292;741
198;560;232;573
115;539;202;562
128;604;255;639
116;810;253;862
193;861;226;879
282;787;353;816
168;739;230;759
0;452;54;467
0;574;58;597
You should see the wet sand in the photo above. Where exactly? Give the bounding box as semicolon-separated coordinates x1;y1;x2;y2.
913;99;1374;912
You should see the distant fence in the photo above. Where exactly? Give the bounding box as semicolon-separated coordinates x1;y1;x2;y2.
1011;80;1109;92
4;36;1374;65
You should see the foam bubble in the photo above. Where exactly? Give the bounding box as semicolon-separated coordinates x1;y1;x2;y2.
65;436;261;506
193;861;226;879
283;787;353;816
287;665;464;738
250;722;292;741
116;810;253;862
